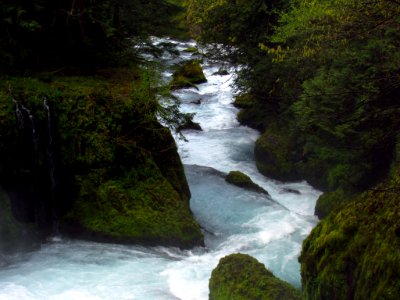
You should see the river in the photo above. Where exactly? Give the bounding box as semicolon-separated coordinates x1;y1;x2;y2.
0;38;320;300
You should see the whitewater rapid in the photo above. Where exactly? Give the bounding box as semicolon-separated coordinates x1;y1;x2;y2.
0;38;320;300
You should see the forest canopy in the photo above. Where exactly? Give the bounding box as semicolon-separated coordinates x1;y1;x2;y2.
0;0;184;71
185;0;400;196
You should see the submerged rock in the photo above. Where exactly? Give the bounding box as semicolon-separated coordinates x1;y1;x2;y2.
170;60;207;90
209;253;301;300
280;188;301;195
213;69;229;76
225;171;269;195
191;99;202;105
183;47;199;54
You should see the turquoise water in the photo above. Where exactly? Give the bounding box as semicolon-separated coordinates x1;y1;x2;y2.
0;38;320;300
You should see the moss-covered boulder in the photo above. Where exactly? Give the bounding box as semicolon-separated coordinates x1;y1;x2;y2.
183;47;199;54
0;187;40;255
213;69;229;76
314;188;352;219
177;114;202;132
254;125;328;190
225;171;269;195
300;172;400;300
0;72;203;249
209;253;301;300
234;94;268;131
254;126;300;182
63;156;203;248
170;60;207;90
233;93;255;109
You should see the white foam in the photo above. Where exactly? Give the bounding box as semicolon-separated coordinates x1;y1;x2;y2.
0;37;320;300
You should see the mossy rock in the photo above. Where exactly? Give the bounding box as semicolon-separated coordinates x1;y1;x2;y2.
233;93;255;109
234;94;268;131
183;47;199;54
63;158;203;248
254;125;328;190
170;60;207;90
176;113;202;132
0;73;204;249
314;188;352;219
142;122;192;204
213;69;229;76
237;108;267;131
254;127;300;182
0;187;40;254
209;253;301;300
300;172;400;300
225;171;269;195
177;119;202;131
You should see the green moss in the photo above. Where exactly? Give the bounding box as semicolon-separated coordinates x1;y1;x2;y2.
170;60;207;89
233;93;255;109
315;188;352;219
177;119;202;131
254;126;300;182
213;69;229;76
0;187;39;254
225;171;269;195
209;253;301;300
183;47;199;53
254;124;329;189
0;71;204;248
66;157;203;247
300;172;400;300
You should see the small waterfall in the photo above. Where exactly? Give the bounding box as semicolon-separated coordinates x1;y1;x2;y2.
43;97;55;188
13;99;24;129
0;38;321;300
43;97;58;234
13;99;38;151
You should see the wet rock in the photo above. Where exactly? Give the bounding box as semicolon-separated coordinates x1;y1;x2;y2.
280;188;301;195
225;171;269;196
177;119;202;131
170;60;207;90
209;253;301;300
191;99;202;105
213;69;229;76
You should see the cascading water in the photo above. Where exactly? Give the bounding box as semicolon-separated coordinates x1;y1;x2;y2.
0;38;320;300
43;97;58;232
13;99;38;152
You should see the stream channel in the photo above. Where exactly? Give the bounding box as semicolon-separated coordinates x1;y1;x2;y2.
0;38;321;300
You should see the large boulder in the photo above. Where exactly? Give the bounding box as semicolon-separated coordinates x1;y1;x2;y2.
170;60;207;89
0;186;40;256
254;127;300;182
209;253;301;300
0;75;203;249
314;188;351;219
254;125;328;190
300;172;400;299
